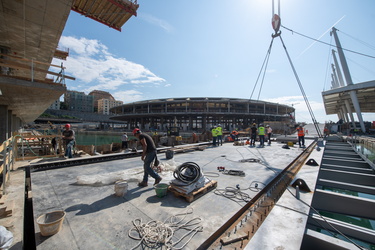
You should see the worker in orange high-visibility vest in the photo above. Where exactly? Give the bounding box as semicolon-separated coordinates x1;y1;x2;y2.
297;125;305;148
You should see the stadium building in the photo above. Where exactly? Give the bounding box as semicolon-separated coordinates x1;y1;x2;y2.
110;97;295;132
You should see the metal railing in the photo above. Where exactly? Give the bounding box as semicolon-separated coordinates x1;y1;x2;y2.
348;135;375;170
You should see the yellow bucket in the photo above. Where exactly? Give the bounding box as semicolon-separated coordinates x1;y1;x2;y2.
36;211;66;236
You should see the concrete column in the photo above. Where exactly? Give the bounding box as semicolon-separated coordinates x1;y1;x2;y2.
332;50;346;87
332;27;365;133
202;115;207;130
0;105;8;142
344;100;356;129
7;110;12;137
11;115;18;134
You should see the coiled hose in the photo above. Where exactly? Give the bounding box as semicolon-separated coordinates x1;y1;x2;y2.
173;162;201;185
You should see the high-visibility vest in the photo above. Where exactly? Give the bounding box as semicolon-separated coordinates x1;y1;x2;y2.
297;128;305;136
216;126;223;135
212;128;218;137
258;127;265;135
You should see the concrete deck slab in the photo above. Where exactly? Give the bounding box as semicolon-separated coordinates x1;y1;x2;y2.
29;136;322;250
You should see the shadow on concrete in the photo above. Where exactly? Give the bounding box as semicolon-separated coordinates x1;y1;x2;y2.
65;195;126;215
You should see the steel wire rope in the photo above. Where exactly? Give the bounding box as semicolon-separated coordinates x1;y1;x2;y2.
279;35;323;138
338;29;375;51
323;35;334;92
281;25;375;59
250;38;275;100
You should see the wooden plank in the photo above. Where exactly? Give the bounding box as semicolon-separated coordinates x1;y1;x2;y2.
169;180;217;203
0;53;65;69
0;61;75;80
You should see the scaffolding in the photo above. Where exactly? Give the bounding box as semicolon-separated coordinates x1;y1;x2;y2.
71;0;139;31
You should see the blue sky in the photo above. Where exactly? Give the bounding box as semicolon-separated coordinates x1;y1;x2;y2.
54;0;375;123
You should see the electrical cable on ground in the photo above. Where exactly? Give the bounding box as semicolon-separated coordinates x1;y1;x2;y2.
214;181;265;206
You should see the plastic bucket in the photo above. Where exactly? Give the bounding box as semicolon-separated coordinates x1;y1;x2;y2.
114;180;128;197
166;150;174;159
36;211;66;236
155;183;169;198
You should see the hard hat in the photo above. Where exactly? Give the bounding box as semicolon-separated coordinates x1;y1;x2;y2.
218;124;221;127
266;125;269;127
132;128;141;135
65;124;71;128
260;123;263;126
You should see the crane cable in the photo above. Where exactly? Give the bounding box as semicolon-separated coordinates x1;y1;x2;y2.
278;35;323;138
249;38;275;101
251;0;323;137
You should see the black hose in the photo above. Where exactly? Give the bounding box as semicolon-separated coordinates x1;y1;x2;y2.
173;162;202;185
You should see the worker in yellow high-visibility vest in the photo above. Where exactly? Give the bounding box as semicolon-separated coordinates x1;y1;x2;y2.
258;124;265;147
216;124;223;146
211;126;218;147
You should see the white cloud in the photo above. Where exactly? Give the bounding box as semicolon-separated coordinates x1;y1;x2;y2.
53;36;166;96
138;13;174;32
59;36;108;56
112;90;144;103
265;96;327;123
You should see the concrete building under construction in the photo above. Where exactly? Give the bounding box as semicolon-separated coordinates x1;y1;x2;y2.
110;97;296;131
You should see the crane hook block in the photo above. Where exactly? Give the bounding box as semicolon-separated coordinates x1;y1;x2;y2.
272;14;281;33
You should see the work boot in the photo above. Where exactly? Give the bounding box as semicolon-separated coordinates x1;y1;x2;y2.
138;181;148;187
154;177;162;185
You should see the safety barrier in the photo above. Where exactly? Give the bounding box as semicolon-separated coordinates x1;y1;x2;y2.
0;137;16;195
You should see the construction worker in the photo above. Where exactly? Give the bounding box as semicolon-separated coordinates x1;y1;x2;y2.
250;123;257;146
297;125;305;148
266;125;272;146
133;128;162;187
211;126;218;146
216;124;223;146
258;124;265;147
231;130;239;141
62;124;75;158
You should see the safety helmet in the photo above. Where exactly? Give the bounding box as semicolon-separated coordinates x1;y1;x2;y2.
266;125;269;127
132;128;141;135
65;124;71;128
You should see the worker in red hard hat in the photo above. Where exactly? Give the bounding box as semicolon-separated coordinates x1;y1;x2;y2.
133;128;162;187
62;124;75;158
